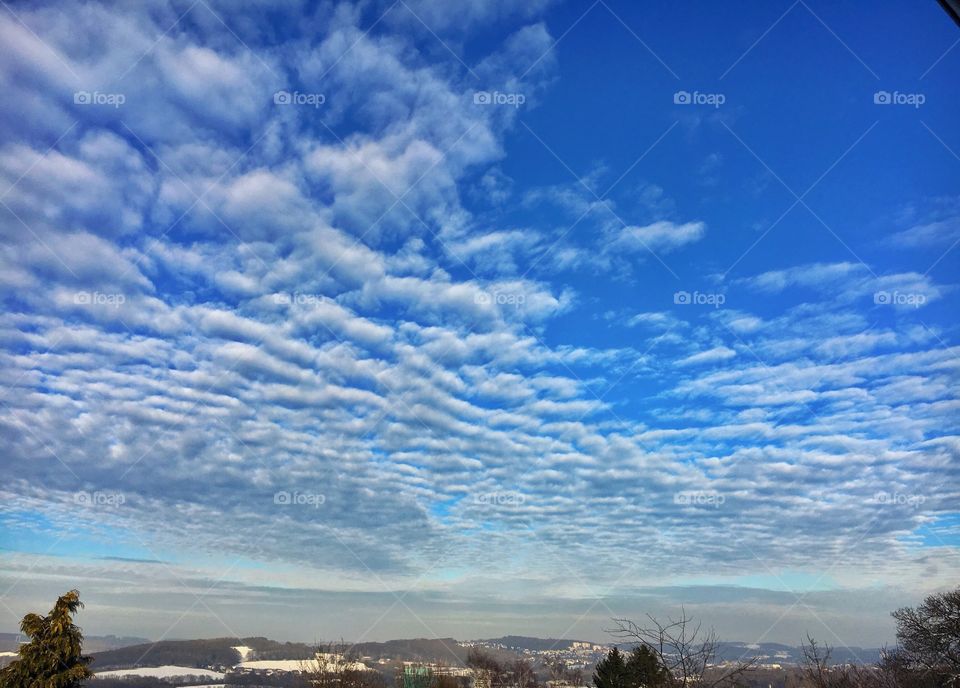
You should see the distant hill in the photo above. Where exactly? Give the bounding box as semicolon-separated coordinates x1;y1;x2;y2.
0;633;148;653
235;637;316;661
479;636;599;652
352;638;468;664
81;635;883;671
90;637;328;670
713;641;882;666
90;636;517;670
91;638;243;670
479;637;882;666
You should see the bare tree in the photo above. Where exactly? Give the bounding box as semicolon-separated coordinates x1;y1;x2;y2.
609;612;757;688
799;635;861;688
872;648;942;688
545;658;583;688
512;659;538;688
467;647;509;688
545;658;565;685
799;636;899;688
797;588;960;688
304;641;384;688
891;588;960;687
801;635;836;688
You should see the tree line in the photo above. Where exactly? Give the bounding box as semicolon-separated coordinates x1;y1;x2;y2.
1;588;958;688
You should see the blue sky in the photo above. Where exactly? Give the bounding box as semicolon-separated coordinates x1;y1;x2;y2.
0;0;958;649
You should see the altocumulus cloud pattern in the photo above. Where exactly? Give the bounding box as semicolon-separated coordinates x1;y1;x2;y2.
0;0;958;646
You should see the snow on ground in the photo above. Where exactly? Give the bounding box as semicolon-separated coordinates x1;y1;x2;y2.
237;654;368;672
94;666;226;680
237;660;308;671
315;654;370;671
232;646;253;663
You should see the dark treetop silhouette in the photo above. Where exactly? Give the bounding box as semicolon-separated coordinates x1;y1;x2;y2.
0;590;93;688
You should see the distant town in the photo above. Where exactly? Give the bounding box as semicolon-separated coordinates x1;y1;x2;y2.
4;585;959;688
0;631;886;688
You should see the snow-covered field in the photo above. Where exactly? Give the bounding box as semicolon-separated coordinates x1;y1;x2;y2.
237;659;307;671
89;652;365;679
237;655;370;673
94;666;227;680
232;646;253;662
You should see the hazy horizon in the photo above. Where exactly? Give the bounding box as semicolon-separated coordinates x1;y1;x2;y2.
1;584;930;647
1;0;958;652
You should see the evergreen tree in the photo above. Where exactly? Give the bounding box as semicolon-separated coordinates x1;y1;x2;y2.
624;645;668;688
0;590;93;688
592;647;628;688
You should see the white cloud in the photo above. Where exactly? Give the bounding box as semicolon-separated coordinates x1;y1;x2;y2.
677;345;737;366
609;220;706;254
0;0;957;648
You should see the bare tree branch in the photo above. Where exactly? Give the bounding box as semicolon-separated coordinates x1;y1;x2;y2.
607;612;757;688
